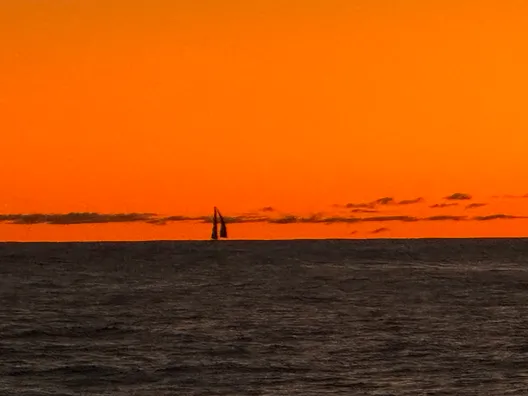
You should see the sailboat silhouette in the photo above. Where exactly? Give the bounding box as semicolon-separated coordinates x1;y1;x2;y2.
211;207;228;240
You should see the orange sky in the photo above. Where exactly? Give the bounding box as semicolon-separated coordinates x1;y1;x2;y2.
1;0;528;241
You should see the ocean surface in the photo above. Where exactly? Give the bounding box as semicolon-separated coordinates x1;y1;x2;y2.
1;239;528;395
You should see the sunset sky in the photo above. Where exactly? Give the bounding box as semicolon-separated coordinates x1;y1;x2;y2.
2;0;528;241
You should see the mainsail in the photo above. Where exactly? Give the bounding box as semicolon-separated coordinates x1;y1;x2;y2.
211;206;228;240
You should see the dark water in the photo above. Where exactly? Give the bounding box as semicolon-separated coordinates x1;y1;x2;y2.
1;239;528;395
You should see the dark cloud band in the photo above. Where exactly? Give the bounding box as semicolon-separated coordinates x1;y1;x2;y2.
0;211;526;226
0;213;156;225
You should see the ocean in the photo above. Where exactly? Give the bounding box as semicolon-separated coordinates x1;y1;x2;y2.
1;239;527;395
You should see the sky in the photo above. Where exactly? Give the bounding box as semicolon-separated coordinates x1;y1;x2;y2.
1;0;528;241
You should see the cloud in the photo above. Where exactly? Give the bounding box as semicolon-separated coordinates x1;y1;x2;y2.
465;203;487;209
344;196;394;209
345;202;375;209
317;216;361;224
268;214;358;224
425;215;467;221
260;206;275;212
213;212;528;224
472;214;527;221
398;197;424;205
371;227;389;234
0;212;157;225
362;215;418;222
147;215;196;226
222;215;269;224
268;215;299;224
430;203;459;208
264;213;527;224
344;196;422;210
445;193;472;200
267;215;419;224
344;196;395;209
161;215;194;222
373;197;394;205
349;209;378;213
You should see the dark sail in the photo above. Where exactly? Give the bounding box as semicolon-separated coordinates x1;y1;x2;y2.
218;209;228;238
211;207;218;240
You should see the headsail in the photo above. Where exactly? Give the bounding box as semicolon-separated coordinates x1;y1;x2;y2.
218;209;228;238
211;207;218;240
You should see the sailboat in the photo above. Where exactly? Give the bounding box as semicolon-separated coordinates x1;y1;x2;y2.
211;206;228;240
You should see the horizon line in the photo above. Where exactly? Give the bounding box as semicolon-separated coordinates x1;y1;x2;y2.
2;236;528;243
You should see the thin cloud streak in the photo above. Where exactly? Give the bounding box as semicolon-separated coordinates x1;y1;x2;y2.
473;214;528;221
345;202;375;209
371;227;389;234
361;216;418;222
466;203;487;209
350;209;378;213
350;209;379;213
398;197;424;205
430;203;459;208
344;196;423;209
425;215;467;221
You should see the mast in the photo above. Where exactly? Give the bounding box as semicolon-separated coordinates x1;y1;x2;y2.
211;207;218;240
